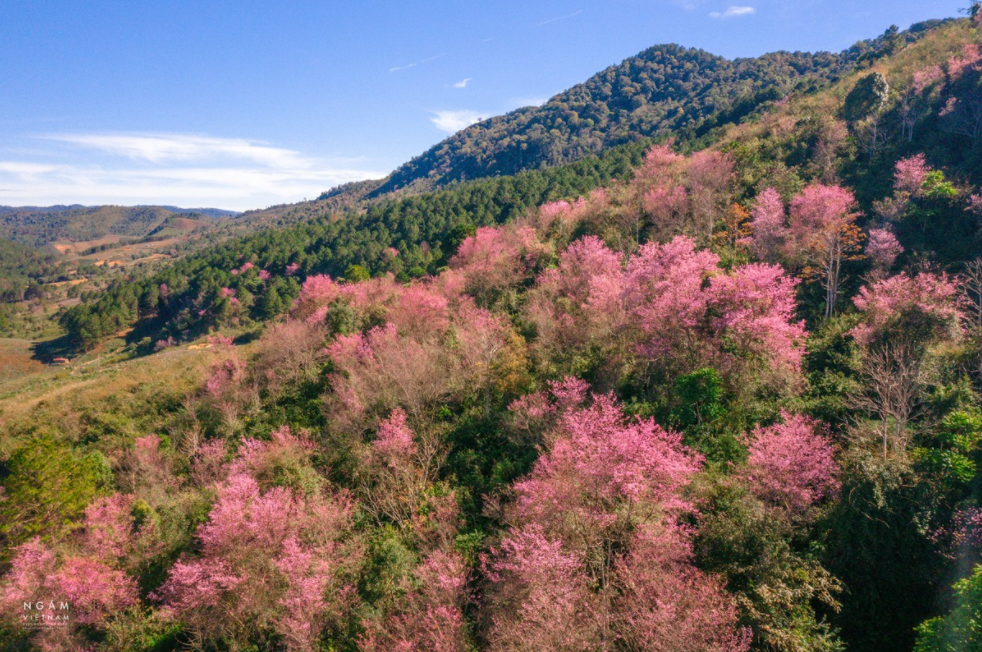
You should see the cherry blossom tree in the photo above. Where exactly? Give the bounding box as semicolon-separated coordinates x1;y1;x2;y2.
865;228;904;276
489;385;746;652
483;525;601;652
358;408;444;525
450;225;544;303
325;322;458;434
749;187;787;263
156;473;362;652
744;412;840;516
361;550;471;652
788;184;865;318
625;236;719;365
614;526;751;652
687;150;735;242
851;271;964;347
0;494;153;651
706;263;807;385
894;154;931;196
526;235;806;390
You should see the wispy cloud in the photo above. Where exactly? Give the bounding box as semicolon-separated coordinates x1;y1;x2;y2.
43;133;314;167
0;132;386;211
709;5;755;18
453;78;472;89
430;110;485;135
537;9;585;26
389;53;445;73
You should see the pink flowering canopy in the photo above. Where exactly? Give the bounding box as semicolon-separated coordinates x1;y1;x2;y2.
527;233;807;387
744;411;840;516
851;271;964;346
156;472;361;651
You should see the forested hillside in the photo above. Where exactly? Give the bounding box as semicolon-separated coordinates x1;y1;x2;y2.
0;204;235;248
0;237;67;303
3;13;982;652
368;21;946;197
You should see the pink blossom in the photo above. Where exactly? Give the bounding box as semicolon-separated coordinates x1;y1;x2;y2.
484;524;601;652
626;236;719;357
968;193;982;216
851;272;964;345
450;225;543;299
744;412;840;515
614;526;751;652
52;558;138;626
947;43;982;78
154;336;176;351
361;550;470;652
789;184;856;233
749;187;787;262
893;154;930;196
208;334;235;347
204;354;246;397
707;263;806;375
512;392;702;540
913;64;944;94
865;228;904;272
156;473;360;650
538;200;573;221
372;408;415;460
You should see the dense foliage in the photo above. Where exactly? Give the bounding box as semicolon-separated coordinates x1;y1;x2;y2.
0;237;66;304
0;204;232;248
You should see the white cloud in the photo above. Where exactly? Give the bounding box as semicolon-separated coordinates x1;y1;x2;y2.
453;78;472;89
0;132;386;211
430;110;484;134
709;5;755;18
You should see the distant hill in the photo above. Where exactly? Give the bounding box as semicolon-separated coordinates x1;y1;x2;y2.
0;204;239;248
358;22;946;199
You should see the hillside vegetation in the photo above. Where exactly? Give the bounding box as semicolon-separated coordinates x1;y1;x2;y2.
0;204;235;248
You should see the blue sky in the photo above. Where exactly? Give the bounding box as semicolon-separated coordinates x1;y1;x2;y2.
0;0;964;210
